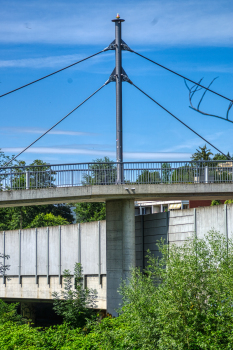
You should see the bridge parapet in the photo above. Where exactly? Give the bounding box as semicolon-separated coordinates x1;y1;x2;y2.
0;160;232;190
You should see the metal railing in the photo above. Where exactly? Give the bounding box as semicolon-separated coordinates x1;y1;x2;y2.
0;160;233;190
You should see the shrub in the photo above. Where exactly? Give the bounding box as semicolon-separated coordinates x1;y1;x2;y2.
119;230;233;349
52;263;98;329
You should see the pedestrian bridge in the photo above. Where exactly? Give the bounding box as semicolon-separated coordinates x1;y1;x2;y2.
1;160;233;316
0;160;233;207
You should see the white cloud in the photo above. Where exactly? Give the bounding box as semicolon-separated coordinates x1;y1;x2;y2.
0;51;113;69
2;146;192;160
0;127;97;136
0;0;232;46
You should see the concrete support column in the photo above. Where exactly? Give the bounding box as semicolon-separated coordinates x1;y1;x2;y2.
106;199;135;316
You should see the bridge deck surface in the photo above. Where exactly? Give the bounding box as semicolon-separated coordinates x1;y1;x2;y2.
0;183;233;207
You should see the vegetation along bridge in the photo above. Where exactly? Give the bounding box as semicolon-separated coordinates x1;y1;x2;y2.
0;160;233;208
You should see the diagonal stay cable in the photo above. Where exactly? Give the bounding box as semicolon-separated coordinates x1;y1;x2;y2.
132;82;230;159
131;50;232;103
0;49;107;99
2;81;109;168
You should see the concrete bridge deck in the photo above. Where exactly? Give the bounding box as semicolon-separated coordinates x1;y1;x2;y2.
0;183;233;208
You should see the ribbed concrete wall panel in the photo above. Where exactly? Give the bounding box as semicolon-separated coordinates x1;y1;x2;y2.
196;206;225;239
169;215;194;225
100;221;106;274
37;228;48;275
169;209;194;217
169;224;194;234
48;226;59;276
21;229;35;275
227;205;233;239
5;231;20;275
61;224;78;273
80;222;98;275
169;231;193;242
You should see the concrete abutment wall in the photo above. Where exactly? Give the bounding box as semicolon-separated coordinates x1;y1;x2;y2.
1;203;233;316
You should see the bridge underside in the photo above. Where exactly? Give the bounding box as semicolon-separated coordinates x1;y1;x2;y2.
0;183;233;207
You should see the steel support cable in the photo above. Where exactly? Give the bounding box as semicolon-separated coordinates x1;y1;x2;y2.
131;50;232;103
0;50;107;99
132;82;230;159
2;82;108;168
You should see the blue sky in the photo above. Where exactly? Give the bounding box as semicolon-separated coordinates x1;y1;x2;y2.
0;0;232;165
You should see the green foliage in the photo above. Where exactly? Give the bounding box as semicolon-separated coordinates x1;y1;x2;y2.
0;253;10;275
74;202;106;223
191;144;213;161
0;150;73;230
2;231;233;349
27;213;69;228
118;231;233;349
225;199;233;204
73;157;115;223
52;263;98;329
210;199;221;206
82;156;116;185
0;300;23;325
213;152;232;160
0;204;73;230
137;169;160;184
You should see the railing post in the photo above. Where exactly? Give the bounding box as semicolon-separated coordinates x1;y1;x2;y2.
26;171;30;189
204;166;209;183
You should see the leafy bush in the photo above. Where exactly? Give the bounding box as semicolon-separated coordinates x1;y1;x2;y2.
27;212;69;228
118;230;233;349
225;199;233;204
210;199;221;206
0;300;23;325
52;263;98;329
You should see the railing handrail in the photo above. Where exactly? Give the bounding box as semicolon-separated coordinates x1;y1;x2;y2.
0;160;232;171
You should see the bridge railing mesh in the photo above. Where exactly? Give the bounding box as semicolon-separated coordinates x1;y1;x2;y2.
0;161;232;190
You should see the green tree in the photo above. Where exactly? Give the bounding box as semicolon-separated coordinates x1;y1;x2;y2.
211;200;221;206
225;199;233;204
74;202;106;223
27;213;69;228
191;144;213;161
213;152;232;161
0;204;74;230
52;263;97;329
74;157;115;223
162;163;172;183
82;156;116;185
137;170;160;184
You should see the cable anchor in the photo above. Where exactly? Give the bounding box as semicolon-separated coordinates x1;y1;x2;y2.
107;67;132;84
121;39;132;52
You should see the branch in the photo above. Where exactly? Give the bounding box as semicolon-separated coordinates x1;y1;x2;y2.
184;78;233;124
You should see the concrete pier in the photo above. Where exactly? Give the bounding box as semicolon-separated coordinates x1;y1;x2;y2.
106;199;135;316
